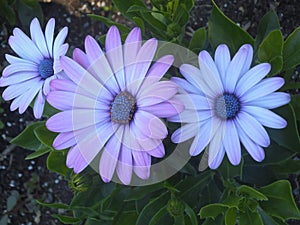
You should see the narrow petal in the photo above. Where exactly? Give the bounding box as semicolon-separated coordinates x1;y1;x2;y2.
225;44;252;93
45;18;55;58
53;131;76;150
73;48;90;69
116;144;133;185
5;54;32;64
53;27;68;58
241;77;285;102
3;63;38;77
235;111;270;147
33;89;45;119
242;106;287;129
244;92;290;109
214;44;231;84
132;151;151;179
171;123;198;143
171;77;201;94
223;120;241;165
30;18;50;58
235;63;271;96
208;145;225;169
133;110;167;139
0;71;39;86
106;26;125;90
198;50;224;94
148;142;165;158
168;109;212;123
100;127;124;182
235;121;265;162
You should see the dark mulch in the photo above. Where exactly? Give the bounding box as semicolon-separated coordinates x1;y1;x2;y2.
0;0;299;224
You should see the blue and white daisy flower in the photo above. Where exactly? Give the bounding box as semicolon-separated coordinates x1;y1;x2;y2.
0;18;69;118
170;44;290;169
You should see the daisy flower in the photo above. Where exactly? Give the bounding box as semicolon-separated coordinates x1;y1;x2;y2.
46;26;183;184
0;18;69;118
170;44;290;169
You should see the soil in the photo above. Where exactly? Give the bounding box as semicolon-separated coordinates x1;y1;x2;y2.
0;0;299;224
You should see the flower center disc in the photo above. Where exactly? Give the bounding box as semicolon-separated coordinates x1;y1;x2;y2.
111;91;136;124
215;94;240;120
38;58;54;79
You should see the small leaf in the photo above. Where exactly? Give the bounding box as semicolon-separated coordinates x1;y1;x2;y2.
6;190;19;211
238;185;268;201
184;203;198;225
254;10;280;51
199;203;228;219
25;147;51;160
240;210;264;225
11;121;44;150
225;207;237;225
88;14;130;33
290;94;300;120
258;30;283;76
283;26;300;70
208;0;254;53
51;214;82;224
259;180;300;220
112;0;146;19
46;150;70;176
149;207;168;225
36;200;70;209
189;27;207;52
34;125;57;148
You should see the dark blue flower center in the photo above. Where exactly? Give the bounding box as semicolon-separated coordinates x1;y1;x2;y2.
38;58;54;79
110;91;136;124
215;94;240;120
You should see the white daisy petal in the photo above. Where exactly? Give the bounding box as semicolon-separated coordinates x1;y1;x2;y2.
223;120;241;165
244;92;290;109
30;18;50;58
45;18;55;58
214;44;231;84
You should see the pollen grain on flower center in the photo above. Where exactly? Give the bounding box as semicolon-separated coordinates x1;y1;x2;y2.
215;94;240;120
110;91;136;124
38;58;54;79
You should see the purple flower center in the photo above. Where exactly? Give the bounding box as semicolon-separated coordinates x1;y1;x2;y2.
38;58;54;79
110;91;136;124
215;94;240;120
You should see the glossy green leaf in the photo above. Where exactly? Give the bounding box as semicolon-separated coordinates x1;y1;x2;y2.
112;0;146;19
202;215;224;225
88;14;130;33
200;203;228;219
189;27;207;52
268;104;300;152
127;5;151;13
238;185;268;201
225;207;237;225
258;30;283;76
34;125;57;148
184;203;198;225
51;214;82;224
25;147;51;160
259;180;300;220
136;192;170;225
11;121;44;150
173;3;189;26
240;210;263;225
291;94;300;120
46;150;70;176
208;0;254;53
254;10;280;51
36;200;70;209
283;26;300;70
258;206;287;225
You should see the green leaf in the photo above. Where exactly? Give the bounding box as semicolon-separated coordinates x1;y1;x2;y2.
189;27;207;52
208;0;254;53
36;200;70;209
258;30;283;76
125;183;165;201
173;3;189;26
283;26;300;70
25;147;51;160
258;207;286;225
42;102;60;118
46;150;70;176
238;185;268;201
0;0;16;25
0;120;4;129
291;94;300;120
17;0;43;28
184;203;198;225
133;17;145;34
51;214;82;224
268;104;300;152
149;206;168;225
240;210;263;225
127;5;151;13
88;14;130;33
136;192;170;225
200;203;228;219
6;190;19;211
112;0;146;19
259;180;300;220
34;125;57;148
225;207;237;225
254;10;280;51
268;159;300;175
11;121;44;150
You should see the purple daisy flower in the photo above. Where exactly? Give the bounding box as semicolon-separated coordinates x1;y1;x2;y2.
0;18;69;118
170;44;290;169
46;26;183;184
